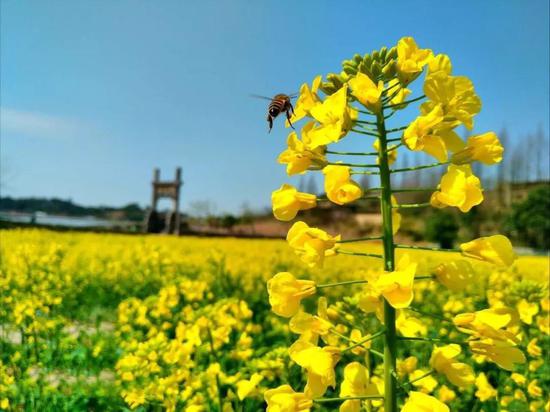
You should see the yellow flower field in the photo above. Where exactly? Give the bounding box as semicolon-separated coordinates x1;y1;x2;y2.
0;229;548;411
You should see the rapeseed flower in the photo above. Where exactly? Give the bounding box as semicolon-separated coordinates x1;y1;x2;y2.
272;184;317;221
430;344;475;388
396;37;434;84
460;235;516;267
267;272;316;318
278;122;328;175
402;391;449;412
348;72;384;112
322;165;363;205
433;260;475;291
286;221;340;268
451;132;503;165
264;385;313;412
430;165;483;212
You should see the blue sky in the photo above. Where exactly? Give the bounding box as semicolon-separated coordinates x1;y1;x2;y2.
1;0;549;214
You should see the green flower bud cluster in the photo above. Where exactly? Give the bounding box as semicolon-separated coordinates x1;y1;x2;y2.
506;279;547;305
320;46;398;95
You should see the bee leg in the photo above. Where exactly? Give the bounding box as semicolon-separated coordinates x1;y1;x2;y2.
267;115;273;133
289;101;295;116
286;109;295;130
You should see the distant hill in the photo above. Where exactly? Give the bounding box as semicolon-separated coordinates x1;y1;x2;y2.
0;197;145;222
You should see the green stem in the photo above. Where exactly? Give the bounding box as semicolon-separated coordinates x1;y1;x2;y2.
327;162;379;168
394;244;460;253
337;250;384;259
386;126;408;134
402;370;435;388
315;395;385;403
393;202;431;209
337;235;384;243
356;119;378;125
397;336;469;346
387;137;402;143
317;279;368;289
343;329;386;352
391;162;448;173
414;275;435;280
351;170;381;175
376;108;398;412
326;150;378;156
351;128;380;137
383;95;426;109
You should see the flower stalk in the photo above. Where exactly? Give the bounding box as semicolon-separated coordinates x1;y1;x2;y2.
376;108;398;412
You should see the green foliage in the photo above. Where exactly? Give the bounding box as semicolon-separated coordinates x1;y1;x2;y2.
506;186;550;250
425;210;459;249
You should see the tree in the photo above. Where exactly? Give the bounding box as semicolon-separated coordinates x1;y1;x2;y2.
425;210;459;249
506;186;550;250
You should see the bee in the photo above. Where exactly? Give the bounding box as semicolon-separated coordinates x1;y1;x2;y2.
251;93;298;132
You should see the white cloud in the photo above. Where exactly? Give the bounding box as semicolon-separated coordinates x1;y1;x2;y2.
0;107;84;139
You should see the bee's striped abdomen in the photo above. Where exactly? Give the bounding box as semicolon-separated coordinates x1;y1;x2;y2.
268;97;287;117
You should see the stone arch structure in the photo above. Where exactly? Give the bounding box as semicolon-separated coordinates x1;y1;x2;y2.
144;168;183;234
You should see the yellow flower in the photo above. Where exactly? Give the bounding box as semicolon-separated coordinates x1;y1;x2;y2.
403;106;448;162
289;311;332;337
373;139;397;166
272;184;317;221
402;391;449;412
527;338;542;357
278;122;328;175
1;399;9;410
430;344;475;388
453;307;520;344
287;221;340;268
422;72;481;130
375;254;417;309
409;369;439;393
517;299;539;325
460;235;516;267
322;165;363;205
475;373;497;401
433;260;475;291
348;72;384;112
469;339;526;371
428;54;452;77
397;356;418;377
349;329;371;355
236;373;263;400
437;385;456;404
267;272;316;318
511;373;527;386
396;311;427;337
391;195;402;235
527;380;543;398
451;132;504;165
290;75;323;123
396;37;434;84
264;385;313;412
289;342;340;398
386;78;412;107
339;362;379;412
430;164;483;212
309;85;357;146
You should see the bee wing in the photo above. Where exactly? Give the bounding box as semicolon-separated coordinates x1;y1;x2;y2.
249;94;273;101
288;92;299;99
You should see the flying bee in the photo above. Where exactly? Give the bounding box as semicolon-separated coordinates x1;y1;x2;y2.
251;93;298;133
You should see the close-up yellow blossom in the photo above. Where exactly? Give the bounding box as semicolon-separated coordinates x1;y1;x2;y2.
429;345;475;388
278;122;328;175
401;391;449;412
433;260;474;291
322;165;363;205
430;164;483;212
375;254;417;309
264;385;313;412
451;132;504;165
475;373;498;401
286;221;340;267
460;234;517;267
272;184;317;221
267;272;316;318
348;72;384;112
396;37;434;83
